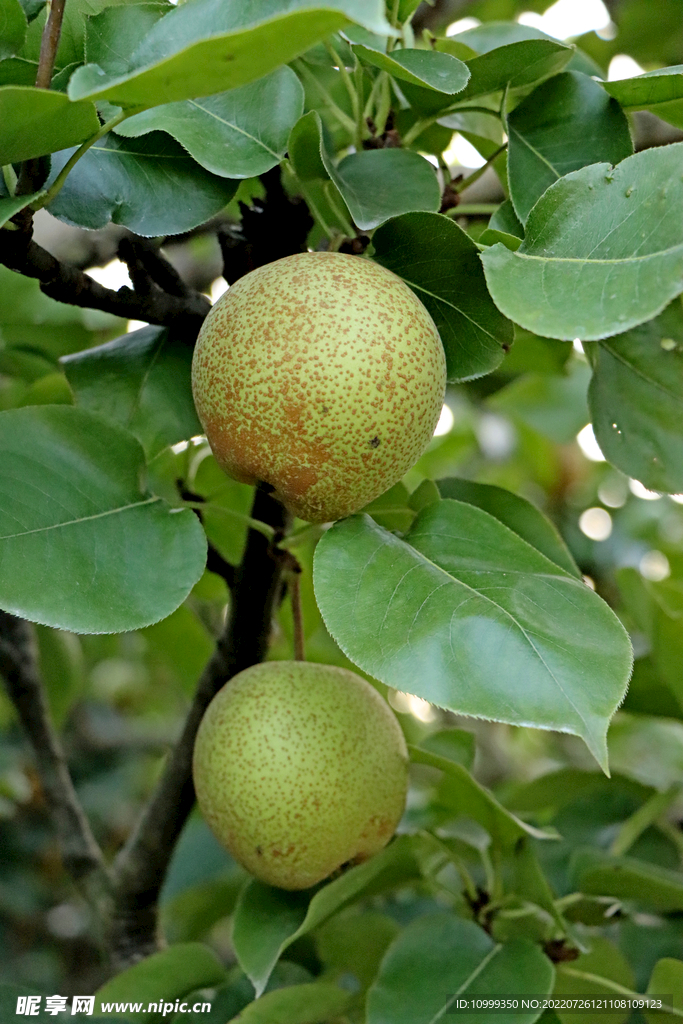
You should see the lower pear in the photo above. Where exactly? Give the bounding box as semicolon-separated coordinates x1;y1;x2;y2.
192;661;409;890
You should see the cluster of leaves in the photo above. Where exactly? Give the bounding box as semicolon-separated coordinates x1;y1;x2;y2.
2;0;683;1021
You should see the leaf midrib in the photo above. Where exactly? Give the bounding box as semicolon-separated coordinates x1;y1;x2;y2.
427;942;503;1024
0;496;161;540
512;241;683;264
599;340;683;403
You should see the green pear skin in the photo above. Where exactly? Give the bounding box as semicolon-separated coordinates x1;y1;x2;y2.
192;661;409;890
191;252;446;523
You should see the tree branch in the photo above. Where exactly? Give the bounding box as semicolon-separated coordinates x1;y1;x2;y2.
108;486;291;968
0;613;113;914
0;232;210;331
118;236;191;299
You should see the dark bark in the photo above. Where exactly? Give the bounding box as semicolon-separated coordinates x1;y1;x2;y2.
217;166;313;284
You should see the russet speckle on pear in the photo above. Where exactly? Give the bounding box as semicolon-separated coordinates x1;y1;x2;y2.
191;251;446;522
192;662;409;891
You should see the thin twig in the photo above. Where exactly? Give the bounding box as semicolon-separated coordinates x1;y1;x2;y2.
119;237;190;298
0;613;113;913
14;0;68;210
35;0;67;89
451;143;507;195
34;110;129;211
324;41;359;127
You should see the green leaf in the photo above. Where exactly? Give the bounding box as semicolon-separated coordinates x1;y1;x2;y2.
367;913;555;1024
646;959;683;1023
95;943;226;1022
501;327;572;377
288;111;440;230
67;0;392;108
313;503;633;768
287;109;330;181
19;0;150;72
608;714;683;792
0;86;98;163
333;148;440;231
372;212;513;381
191;454;254;568
353;44;469;94
0;0;27;59
232;834;440;996
587;301;683;494
61;326;201;458
160;814;241;908
459;39;574;101
446;21;563;54
605;65;683;130
437;104;503;158
436;478;579;577
481;144;683;341
316;911;400;993
410;745;553;847
114;66;303;178
46;131;237;236
84;3;170;78
0;56;37;86
574;850;683;912
286;111;353;236
489;199;523;239
0;405;207;633
417;727;475;771
17;0;44;22
506;71;632;225
504;768;610;816
609;786;681;859
396;0;423;23
479;228;522;251
232;884;309;997
0;190;43;228
617;568;683;713
361;481;415;533
227;982;350;1024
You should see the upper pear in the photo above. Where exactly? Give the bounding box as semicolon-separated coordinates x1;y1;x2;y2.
191;252;446;522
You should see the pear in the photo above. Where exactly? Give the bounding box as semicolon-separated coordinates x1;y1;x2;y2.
192;661;409;890
191;251;446;522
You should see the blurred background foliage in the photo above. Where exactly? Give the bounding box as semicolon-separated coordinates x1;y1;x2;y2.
2;0;683;1013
